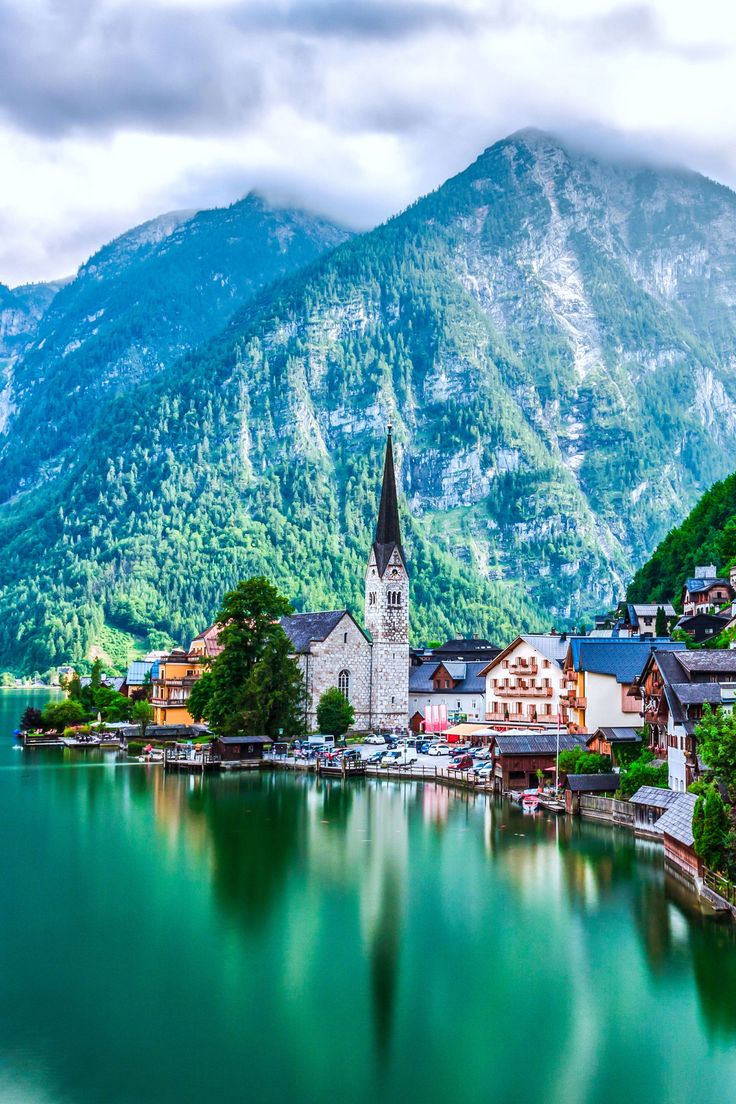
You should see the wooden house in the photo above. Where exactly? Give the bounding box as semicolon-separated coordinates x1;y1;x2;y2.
489;732;586;792
585;726;641;765
214;735;273;762
655;793;701;882
564;773;621;814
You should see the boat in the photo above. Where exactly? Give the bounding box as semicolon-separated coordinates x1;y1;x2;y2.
521;792;540;810
538;796;566;814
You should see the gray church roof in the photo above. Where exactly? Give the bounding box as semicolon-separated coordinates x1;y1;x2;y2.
281;611;352;654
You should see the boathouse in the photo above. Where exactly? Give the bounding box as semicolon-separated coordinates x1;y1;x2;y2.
655;793;701;881
214;735;273;762
629;785;683;835
564;772;621;814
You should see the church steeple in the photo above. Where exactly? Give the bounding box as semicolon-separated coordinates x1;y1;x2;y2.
372;424;404;577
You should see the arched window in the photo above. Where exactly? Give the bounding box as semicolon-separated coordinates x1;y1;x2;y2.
369;592;376;605
338;669;350;701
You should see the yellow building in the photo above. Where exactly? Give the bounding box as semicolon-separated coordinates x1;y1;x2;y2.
151;649;203;726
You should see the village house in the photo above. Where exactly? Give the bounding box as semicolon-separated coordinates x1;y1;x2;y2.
631;648;736;791
151;649;202;725
480;634;575;728
428;637;501;664
618;602;677;636
562;637;684;735
681;565;734;616
408;659;486;732
488;731;586;792
674;611;730;643
585;726;642;766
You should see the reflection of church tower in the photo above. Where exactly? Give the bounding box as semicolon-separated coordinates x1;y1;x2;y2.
365;426;409;730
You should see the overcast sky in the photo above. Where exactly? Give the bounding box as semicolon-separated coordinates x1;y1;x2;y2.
1;0;734;285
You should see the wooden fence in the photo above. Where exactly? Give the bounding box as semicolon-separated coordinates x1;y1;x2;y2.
579;794;634;828
704;868;736;907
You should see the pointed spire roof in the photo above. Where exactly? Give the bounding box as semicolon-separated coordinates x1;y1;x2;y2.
372;424;404;576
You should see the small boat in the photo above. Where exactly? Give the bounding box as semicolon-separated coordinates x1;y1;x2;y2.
521;791;541;810
538;796;566;814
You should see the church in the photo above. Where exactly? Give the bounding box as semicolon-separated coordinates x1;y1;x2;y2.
280;428;410;733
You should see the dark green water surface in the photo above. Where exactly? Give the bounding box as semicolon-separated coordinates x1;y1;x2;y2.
1;690;736;1104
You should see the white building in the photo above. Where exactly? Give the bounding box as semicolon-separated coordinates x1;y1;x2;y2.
408;659;487;731
480;635;573;727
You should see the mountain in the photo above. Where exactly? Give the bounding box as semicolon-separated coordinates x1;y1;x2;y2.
0;278;64;365
627;472;736;606
4;128;736;672
0;195;351;500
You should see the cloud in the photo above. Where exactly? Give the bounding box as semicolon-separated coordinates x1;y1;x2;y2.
0;0;734;284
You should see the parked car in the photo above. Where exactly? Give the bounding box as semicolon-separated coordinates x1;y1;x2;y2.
427;743;451;756
343;748;362;762
448;754;474;771
381;748;419;767
366;751;385;764
418;741;431;754
474;762;495;780
473;748;492;760
364;734;386;745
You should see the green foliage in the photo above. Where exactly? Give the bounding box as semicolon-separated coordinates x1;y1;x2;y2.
616;750;668;798
628;472;736;606
131;699;154;740
693;785;731;873
694;704;736;797
2;136;736;672
557;747;612;775
655;605;669;636
127;740;144;757
0;671;15;686
316;688;355;737
190;577;305;738
41;699;86;731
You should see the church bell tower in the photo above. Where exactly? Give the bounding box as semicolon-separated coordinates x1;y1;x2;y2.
365;425;409;730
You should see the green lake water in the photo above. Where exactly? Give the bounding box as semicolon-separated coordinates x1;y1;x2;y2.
1;690;736;1104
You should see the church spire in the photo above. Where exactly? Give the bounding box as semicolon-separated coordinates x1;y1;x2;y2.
372;424;404;576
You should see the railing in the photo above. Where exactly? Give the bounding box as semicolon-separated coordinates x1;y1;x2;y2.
570;697;587;709
704;868;736;906
507;662;538;675
579;794;633;826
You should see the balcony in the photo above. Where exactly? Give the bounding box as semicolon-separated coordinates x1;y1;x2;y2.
569;697;587;710
150;695;190;707
508;661;538;675
494;684;552;697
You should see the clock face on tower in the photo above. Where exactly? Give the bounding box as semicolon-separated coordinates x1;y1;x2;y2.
390;567;401;578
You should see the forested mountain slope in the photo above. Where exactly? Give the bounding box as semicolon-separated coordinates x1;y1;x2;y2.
4;128;736;672
627;472;736;606
0;196;351;501
0;280;63;365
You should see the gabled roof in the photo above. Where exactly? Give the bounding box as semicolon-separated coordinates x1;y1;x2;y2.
442;661;467;681
216;734;273;745
493;733;586;755
372;430;404;577
126;659;154;685
434;638;500;659
565;773;620;792
191;623;223;658
479;634;579;676
588;727;642;744
685;577;729;594
409;660;487;695
566;638;684;683
629;785;681;808
281;610;366;654
655;792;698;846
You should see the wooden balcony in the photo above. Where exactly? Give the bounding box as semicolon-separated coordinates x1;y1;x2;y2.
508;661;538;675
569;697;587;709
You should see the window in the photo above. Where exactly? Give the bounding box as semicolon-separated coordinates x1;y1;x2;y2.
369;592;376;605
387;590;402;607
338;669;350;701
343;632;348;644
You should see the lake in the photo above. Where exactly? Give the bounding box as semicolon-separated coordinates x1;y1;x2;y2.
1;690;735;1104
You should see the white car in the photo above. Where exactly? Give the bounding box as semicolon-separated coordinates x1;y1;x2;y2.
381;748;418;767
427;743;451;756
364;734;386;745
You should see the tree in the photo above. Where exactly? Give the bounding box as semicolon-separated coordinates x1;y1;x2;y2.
557;746;611;775
41;699;86;731
693;785;730;872
616;749;668;797
131;699;154;741
20;706;43;731
655;605;669;637
317;687;355;738
695;704;736;798
189;577;305;738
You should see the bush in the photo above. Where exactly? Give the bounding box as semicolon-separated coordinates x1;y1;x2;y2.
42;700;86;731
127;741;144;757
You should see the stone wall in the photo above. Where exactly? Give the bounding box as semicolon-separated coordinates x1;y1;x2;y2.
298;613;373;732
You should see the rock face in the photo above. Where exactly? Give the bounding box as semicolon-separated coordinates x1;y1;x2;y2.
3;129;736;672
